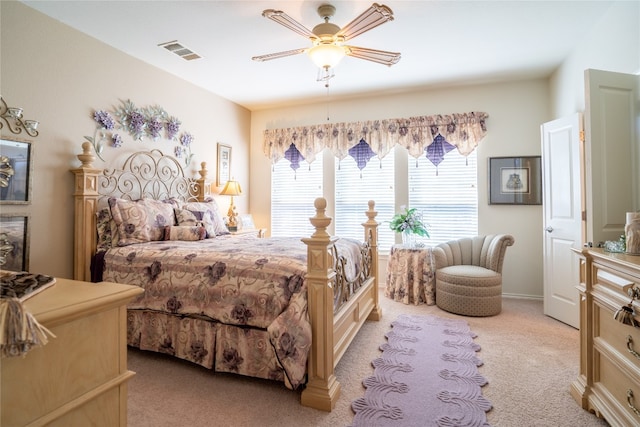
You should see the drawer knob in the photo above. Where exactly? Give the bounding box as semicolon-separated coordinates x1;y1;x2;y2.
628;389;640;416
627;335;640;360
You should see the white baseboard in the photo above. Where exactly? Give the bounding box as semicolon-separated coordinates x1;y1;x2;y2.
502;293;543;301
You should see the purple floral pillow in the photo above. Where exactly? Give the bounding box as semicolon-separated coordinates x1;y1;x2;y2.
96;207;121;251
142;199;176;241
108;198;175;246
108;198;152;246
183;198;229;235
175;208;217;238
163;225;206;241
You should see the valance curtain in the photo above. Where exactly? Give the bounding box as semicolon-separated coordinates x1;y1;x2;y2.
263;112;488;170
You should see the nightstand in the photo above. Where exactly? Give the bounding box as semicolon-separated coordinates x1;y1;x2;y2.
229;228;267;238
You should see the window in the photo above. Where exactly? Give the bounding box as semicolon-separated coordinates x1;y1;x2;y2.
408;149;478;246
271;155;323;237
335;149;395;251
270;145;478;249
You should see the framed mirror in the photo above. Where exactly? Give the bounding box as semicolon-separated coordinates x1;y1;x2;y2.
0;138;32;204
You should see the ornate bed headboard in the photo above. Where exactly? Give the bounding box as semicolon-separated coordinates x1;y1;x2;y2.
71;142;209;281
99;149;203;204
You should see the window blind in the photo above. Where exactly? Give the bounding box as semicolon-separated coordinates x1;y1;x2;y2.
335;149;396;251
408;149;478;246
271;155;323;237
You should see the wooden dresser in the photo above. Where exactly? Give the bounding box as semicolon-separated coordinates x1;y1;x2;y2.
0;278;143;426
572;248;640;426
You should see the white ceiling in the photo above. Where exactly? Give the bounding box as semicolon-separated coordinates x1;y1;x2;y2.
22;1;615;111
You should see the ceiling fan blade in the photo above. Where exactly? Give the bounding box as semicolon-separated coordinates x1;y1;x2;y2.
262;9;317;40
337;3;394;41
252;48;307;62
344;45;401;66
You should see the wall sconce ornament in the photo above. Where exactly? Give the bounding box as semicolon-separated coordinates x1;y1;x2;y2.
0;97;39;137
84;99;195;165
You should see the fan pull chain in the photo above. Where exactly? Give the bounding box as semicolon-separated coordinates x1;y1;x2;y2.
326;81;331;121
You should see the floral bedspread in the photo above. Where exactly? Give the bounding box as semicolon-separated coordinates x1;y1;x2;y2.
102;235;362;389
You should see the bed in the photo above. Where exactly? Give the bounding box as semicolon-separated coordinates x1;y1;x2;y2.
71;142;381;411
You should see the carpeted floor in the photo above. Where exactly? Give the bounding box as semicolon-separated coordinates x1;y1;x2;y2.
127;293;610;427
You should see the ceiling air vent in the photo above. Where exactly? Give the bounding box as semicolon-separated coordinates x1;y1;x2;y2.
158;40;201;61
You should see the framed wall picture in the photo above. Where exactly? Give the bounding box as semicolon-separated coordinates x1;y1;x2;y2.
0;138;32;204
217;143;231;186
488;156;542;205
0;214;30;272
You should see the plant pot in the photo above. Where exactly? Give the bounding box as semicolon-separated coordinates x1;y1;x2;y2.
402;231;416;247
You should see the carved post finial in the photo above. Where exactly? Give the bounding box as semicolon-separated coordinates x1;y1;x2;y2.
199;161;208;180
77;141;95;168
365;200;378;223
309;197;331;238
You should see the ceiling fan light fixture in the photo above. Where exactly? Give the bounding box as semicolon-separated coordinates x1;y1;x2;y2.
308;43;346;69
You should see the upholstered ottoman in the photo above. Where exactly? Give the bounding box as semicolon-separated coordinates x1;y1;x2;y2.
435;265;502;316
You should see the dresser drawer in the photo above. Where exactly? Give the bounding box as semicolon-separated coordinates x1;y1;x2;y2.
596;302;640;370
592;263;640;304
595;350;640;425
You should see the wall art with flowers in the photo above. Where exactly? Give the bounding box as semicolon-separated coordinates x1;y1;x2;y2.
84;99;195;166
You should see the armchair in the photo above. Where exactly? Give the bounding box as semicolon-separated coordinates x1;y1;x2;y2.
432;234;515;316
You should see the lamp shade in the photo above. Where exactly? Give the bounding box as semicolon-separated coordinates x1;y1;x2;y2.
220;179;242;196
308;43;346;69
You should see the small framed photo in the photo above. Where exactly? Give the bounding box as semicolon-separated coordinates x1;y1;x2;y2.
217;143;231;187
488;156;542;205
1;138;33;205
0;214;30;272
238;214;255;230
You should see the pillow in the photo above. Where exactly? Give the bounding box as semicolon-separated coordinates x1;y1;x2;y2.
96;207;118;251
109;198;151;246
108;198;175;246
142;199;176;240
163;225;206;241
182;198;228;236
175;208;217;238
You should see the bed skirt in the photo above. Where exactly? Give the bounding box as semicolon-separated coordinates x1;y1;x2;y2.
127;310;288;386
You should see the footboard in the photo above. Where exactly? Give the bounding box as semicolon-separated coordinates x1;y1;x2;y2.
301;199;380;411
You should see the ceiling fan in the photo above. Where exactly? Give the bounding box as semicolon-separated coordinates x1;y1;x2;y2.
252;3;401;73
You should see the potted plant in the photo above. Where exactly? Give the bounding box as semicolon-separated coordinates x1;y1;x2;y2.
389;206;429;247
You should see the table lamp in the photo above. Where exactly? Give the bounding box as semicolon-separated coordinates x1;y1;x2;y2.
220;179;242;231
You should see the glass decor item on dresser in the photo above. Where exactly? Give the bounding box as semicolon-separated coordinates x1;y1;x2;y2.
389;206;429;248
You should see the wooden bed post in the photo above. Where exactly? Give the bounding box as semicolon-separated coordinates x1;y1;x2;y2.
70;142;101;282
195;161;209;202
301;197;340;412
364;200;382;321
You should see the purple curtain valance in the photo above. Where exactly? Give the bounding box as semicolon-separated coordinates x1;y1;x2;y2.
263;112;488;169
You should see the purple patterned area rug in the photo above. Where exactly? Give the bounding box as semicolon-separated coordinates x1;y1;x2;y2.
351;314;492;427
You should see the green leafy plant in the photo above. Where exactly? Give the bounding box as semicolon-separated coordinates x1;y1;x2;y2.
389;207;429;237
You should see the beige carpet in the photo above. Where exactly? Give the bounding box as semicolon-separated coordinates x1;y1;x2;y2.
127;292;609;427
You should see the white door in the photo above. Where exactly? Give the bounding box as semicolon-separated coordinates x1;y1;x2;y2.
584;69;639;245
541;114;583;328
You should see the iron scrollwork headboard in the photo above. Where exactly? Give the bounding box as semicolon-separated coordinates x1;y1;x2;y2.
97;149;204;205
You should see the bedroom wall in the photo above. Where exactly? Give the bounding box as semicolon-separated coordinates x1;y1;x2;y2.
549;0;639;118
250;79;549;299
0;1;251;279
